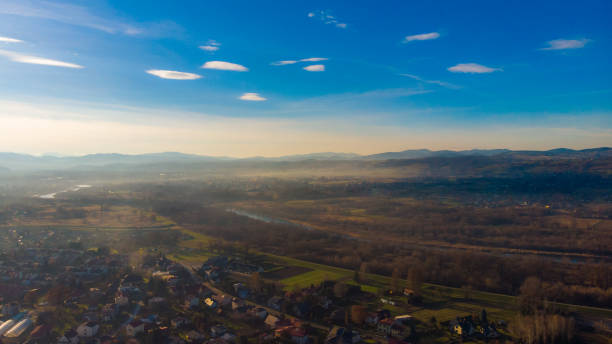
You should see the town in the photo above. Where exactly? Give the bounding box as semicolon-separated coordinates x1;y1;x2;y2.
0;226;508;344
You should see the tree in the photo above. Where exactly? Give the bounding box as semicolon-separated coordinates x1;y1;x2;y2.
519;276;545;314
359;262;369;283
391;267;401;293
333;282;348;299
480;309;488;324
250;272;263;292
406;266;424;294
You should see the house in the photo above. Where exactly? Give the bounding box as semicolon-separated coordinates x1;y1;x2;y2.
329;309;346;325
479;325;499;338
378;318;408;338
292;302;311;318
208;339;230;344
148;296;166;308
233;283;250;299
365;313;380;326
185;294;200;309
450;317;475;337
205;297;218;308
367;309;391;325
2;301;19;316
99;335;114;344
394;315;413;325
186;330;205;342
77;321;99;337
29;324;52;341
325;326;361;344
171;317;189;328
319;296;332;309
265;314;280;328
210;324;227;337
402;288;415;297
267;296;284;311
231;298;247;311
215;294;232;307
57;329;79;344
222;332;237;342
276;326;309;344
201;256;229;270
82;312;99;322
102;304;118;322
114;293;129;307
380;298;396;306
204;268;221;282
255;307;268;318
126;320;145;337
388;338;411;344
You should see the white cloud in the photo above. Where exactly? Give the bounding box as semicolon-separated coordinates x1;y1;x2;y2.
403;32;440;42
271;60;298;66
400;74;460;89
447;63;501;74
146;69;201;80
308;10;347;29
541;38;590;50
239;93;267;101
303;64;325;72
200;40;221;51
201;61;248;71
200;45;219;51
300;57;328;62
0;36;22;43
0;49;83;68
271;57;328;66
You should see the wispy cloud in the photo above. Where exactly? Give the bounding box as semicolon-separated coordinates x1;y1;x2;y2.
201;61;248;71
0;36;23;43
403;32;440;42
239;93;267;101
199;40;221;51
400;74;460;89
448;63;501;74
0;49;83;68
300;57;328;62
0;0;182;37
146;69;201;80
303;64;325;72
540;38;590;51
271;57;328;66
307;10;347;29
271;60;298;66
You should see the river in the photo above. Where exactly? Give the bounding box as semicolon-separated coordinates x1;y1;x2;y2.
37;184;92;199
226;208;313;230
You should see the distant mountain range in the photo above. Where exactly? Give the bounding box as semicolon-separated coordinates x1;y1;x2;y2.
0;148;610;171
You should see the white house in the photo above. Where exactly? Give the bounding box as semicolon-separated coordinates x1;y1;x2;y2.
77;321;99;337
126;320;145;337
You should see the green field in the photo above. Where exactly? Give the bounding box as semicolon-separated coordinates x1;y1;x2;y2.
168;225;612;326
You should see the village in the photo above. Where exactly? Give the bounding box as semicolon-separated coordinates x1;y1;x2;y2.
0;226;504;344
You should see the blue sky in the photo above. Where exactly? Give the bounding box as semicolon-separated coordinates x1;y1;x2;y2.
0;0;610;156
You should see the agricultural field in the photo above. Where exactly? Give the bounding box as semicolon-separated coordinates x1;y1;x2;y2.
166;223;612;332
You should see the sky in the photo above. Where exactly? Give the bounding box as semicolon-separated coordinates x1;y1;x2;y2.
0;0;610;157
